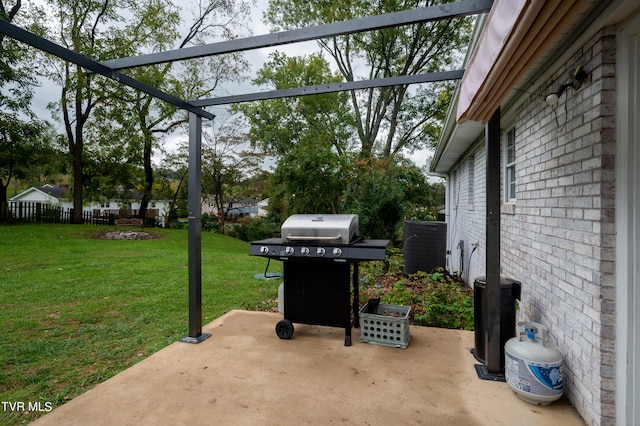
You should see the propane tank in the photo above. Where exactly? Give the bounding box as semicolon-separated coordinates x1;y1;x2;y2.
504;321;563;405
278;283;284;314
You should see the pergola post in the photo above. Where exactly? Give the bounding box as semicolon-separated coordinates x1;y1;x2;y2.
474;107;503;380
484;107;502;374
181;113;211;343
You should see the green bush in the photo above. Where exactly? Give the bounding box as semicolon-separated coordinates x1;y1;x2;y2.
201;213;219;232
341;157;406;241
170;219;188;230
360;258;474;331
414;271;474;330
384;281;422;306
227;216;280;242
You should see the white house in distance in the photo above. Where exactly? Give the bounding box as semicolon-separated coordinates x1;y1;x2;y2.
203;196;269;219
430;1;639;424
9;184;171;226
9;184;69;205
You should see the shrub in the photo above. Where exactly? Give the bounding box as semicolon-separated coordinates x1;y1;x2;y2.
201;213;219;232
360;258;474;330
227;216;280;242
385;281;422;306
413;271;474;330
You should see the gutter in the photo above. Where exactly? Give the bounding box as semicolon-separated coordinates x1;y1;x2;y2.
430;13;488;175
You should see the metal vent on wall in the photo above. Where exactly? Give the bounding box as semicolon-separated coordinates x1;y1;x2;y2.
403;221;447;276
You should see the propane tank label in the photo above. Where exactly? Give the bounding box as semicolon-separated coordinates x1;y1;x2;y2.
505;352;563;397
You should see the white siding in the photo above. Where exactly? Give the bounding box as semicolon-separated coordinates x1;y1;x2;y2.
446;144;486;285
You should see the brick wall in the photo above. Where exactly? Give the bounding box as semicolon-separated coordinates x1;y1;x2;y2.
506;28;616;425
446;28;617;425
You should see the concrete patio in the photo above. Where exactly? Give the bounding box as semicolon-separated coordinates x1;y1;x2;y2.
32;310;584;425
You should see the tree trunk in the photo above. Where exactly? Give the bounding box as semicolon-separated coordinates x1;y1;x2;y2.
166;169;187;229
214;173;225;234
0;179;8;204
0;184;9;221
63;62;91;226
138;134;153;221
71;127;84;224
217;205;226;234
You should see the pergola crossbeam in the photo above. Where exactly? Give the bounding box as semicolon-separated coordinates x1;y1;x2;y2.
101;0;493;70
0;20;214;120
191;70;465;106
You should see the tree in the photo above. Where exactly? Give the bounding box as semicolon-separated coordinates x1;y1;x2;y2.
39;0;142;223
237;52;354;218
228;2;464;240
39;0;251;223
201;115;263;233
0;118;50;204
0;1;51;212
239;52;354;158
266;0;471;158
399;159;445;221
156;144;189;228
93;0;251;220
86;0;182;215
270;142;347;216
341;156;406;240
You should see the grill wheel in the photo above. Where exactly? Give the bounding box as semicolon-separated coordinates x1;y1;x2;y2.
275;319;294;339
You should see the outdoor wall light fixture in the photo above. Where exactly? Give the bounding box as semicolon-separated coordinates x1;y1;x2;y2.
545;65;588;106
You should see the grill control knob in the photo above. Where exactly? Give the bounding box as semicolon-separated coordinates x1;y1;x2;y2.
285;246;294;256
332;247;342;257
259;246;269;255
301;247;310;256
316;247;326;256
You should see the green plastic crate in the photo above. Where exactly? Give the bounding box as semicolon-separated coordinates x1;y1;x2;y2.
359;303;411;348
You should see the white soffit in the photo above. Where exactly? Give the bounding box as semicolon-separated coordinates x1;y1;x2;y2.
431;120;484;174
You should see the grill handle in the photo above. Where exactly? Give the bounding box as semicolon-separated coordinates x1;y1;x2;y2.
285;234;342;241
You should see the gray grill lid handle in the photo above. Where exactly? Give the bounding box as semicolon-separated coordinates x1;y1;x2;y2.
285;234;342;241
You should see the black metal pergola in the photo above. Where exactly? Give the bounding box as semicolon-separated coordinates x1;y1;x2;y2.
1;0;505;375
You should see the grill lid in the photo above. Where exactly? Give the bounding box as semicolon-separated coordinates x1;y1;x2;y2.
281;214;359;245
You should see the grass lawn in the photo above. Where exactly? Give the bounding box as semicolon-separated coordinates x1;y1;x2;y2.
0;223;281;425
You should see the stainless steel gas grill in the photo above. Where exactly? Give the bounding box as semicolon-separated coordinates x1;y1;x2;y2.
249;214;389;345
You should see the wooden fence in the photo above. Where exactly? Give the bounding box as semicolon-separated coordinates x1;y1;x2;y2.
0;202;158;226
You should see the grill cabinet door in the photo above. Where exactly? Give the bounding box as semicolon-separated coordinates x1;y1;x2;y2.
283;262;351;328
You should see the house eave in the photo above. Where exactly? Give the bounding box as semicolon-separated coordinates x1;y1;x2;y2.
430;0;618;175
430;12;488;175
430;120;484;175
